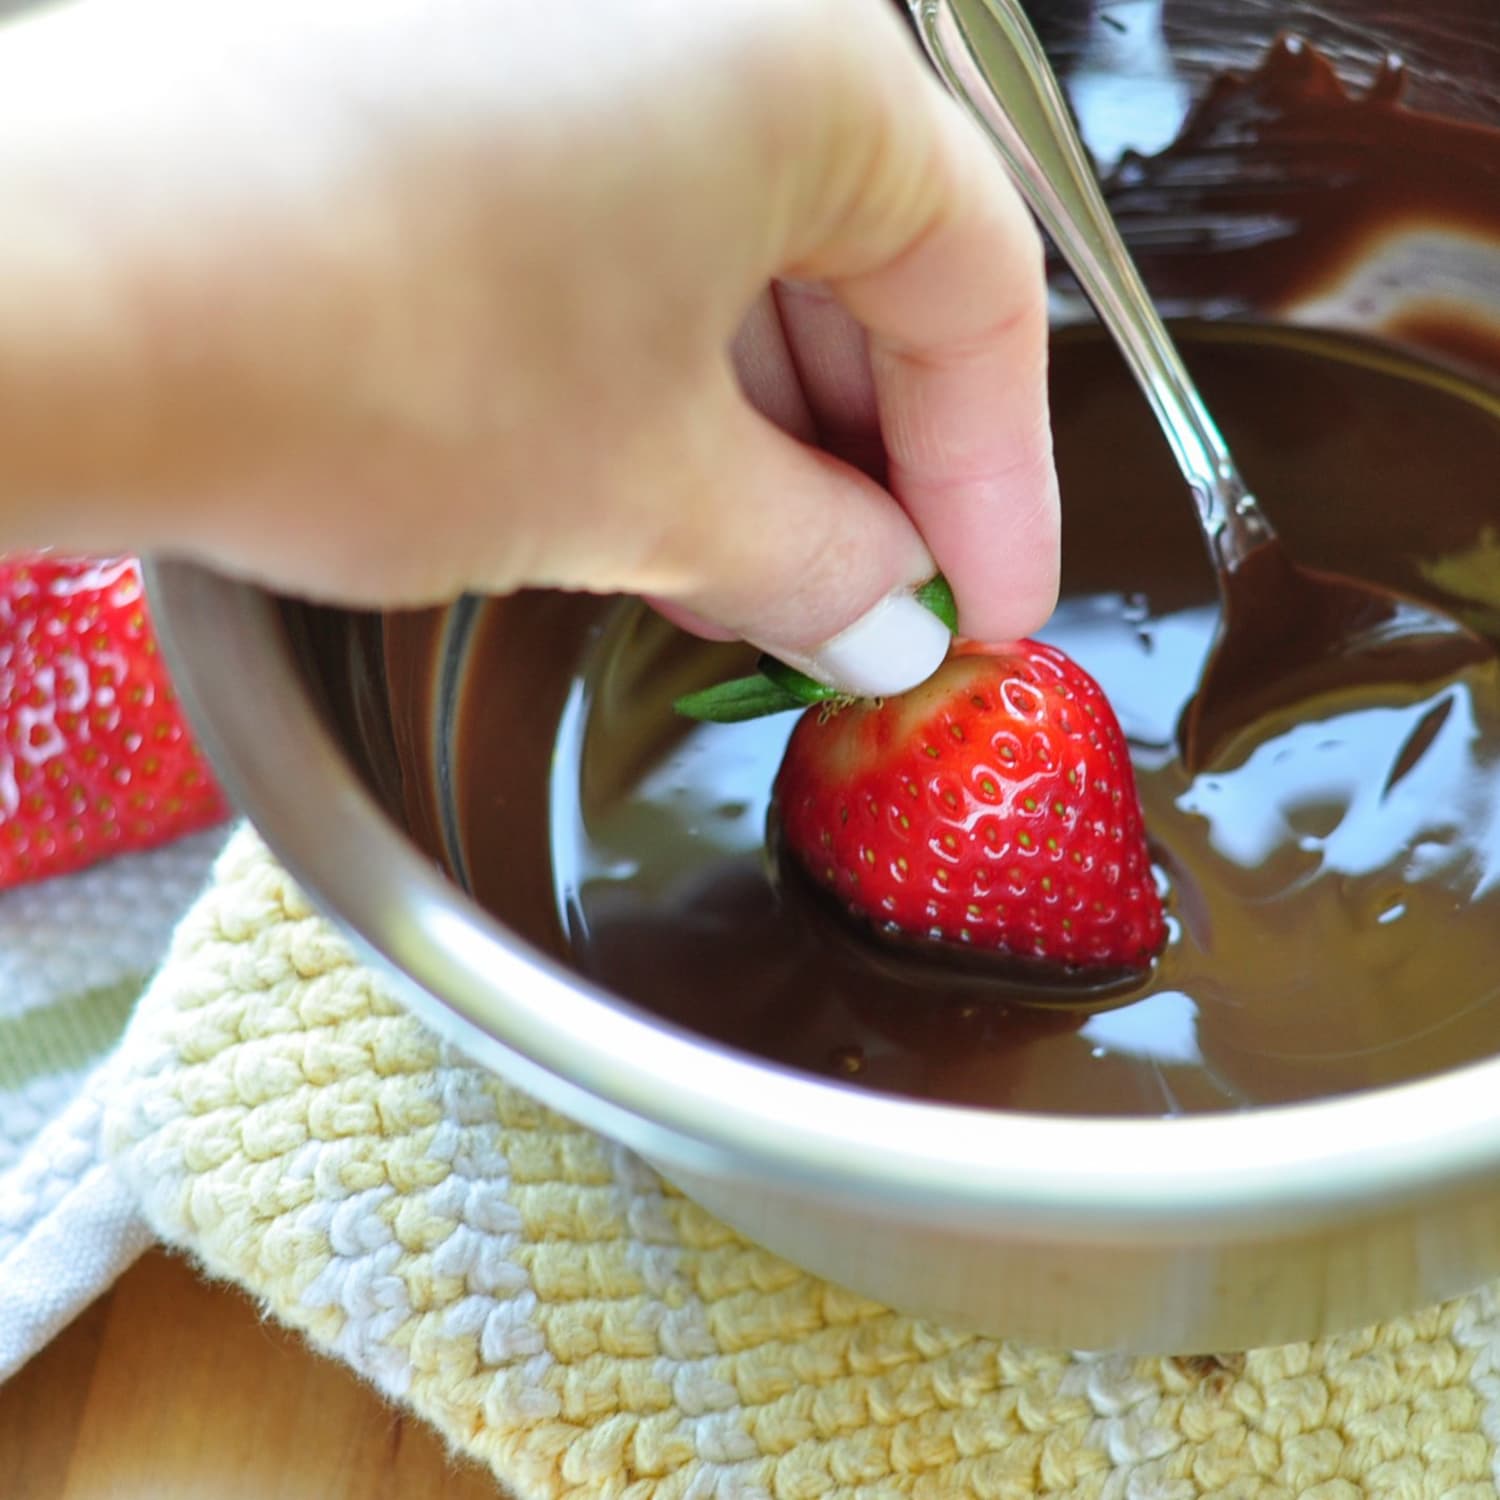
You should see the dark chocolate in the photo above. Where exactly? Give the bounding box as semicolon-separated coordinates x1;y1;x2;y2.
518;323;1500;1117
281;34;1500;1119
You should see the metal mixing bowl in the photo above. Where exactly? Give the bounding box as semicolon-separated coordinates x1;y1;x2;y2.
143;563;1500;1356
145;1;1500;1351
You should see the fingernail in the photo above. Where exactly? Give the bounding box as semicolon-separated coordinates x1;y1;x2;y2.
781;590;951;698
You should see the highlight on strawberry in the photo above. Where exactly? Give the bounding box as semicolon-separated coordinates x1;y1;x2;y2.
0;553;229;888
675;580;1166;975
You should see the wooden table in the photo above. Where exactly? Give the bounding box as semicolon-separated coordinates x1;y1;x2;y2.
3;1249;511;1500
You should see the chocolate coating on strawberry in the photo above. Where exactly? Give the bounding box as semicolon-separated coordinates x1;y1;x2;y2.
774;640;1165;971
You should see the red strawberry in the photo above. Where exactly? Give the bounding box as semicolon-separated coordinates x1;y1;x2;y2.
773;639;1165;972
0;553;228;887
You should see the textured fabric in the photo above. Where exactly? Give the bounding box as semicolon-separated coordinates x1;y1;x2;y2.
0;826;225;1376
0;826;226;1168
0;1082;153;1376
94;825;1500;1499
0;829;225;1025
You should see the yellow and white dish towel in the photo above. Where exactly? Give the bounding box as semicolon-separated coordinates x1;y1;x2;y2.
10;823;1500;1497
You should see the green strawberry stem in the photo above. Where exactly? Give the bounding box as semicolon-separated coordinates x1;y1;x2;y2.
674;575;957;723
671;673;823;724
914;575;959;632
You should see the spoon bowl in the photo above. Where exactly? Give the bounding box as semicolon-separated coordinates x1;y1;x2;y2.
1184;537;1497;769
910;0;1495;771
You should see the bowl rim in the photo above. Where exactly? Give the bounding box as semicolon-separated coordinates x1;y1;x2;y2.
146;556;1500;1239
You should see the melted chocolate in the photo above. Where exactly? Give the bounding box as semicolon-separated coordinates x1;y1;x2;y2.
491;323;1498;1118
1180;531;1496;773
1048;22;1500;408
279;32;1500;1120
1121;42;1494;295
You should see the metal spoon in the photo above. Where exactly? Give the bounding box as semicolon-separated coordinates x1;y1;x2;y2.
909;0;1493;771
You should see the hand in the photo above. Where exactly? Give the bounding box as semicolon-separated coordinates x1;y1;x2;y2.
0;0;1058;695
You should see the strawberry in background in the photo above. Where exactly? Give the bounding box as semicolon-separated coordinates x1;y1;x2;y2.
0;553;228;888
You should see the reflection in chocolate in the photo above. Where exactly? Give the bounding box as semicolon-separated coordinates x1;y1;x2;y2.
1088;30;1500;328
1159;1;1500;126
1019;0;1500;138
512;324;1500;1118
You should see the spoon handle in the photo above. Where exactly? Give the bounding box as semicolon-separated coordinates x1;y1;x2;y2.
909;0;1274;571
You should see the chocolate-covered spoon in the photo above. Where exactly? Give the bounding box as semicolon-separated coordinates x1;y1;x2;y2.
910;0;1493;770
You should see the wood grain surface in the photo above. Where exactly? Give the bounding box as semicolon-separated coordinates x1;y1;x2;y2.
2;1249;511;1500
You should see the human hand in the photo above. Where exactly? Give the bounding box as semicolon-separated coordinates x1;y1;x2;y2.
0;0;1057;695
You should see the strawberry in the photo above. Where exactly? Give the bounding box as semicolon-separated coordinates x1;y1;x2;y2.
772;639;1164;971
0;553;228;888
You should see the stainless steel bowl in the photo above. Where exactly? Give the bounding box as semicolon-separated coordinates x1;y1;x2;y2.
145;1;1500;1351
144;561;1500;1353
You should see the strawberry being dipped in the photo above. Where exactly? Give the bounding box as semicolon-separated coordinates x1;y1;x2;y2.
774;639;1163;971
0;554;228;888
676;584;1165;976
